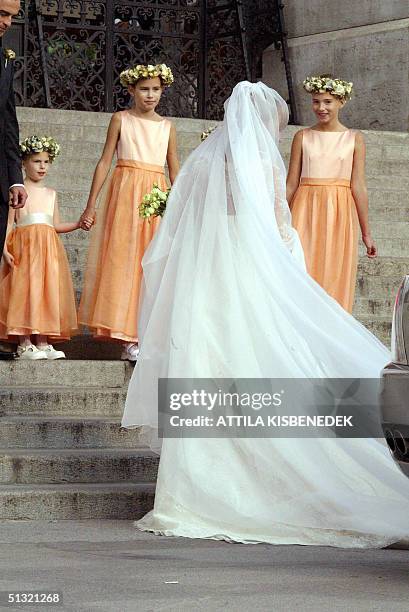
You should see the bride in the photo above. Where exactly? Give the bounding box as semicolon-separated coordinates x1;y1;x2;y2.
122;81;409;548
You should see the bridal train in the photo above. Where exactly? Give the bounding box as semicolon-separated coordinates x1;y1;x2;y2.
122;82;409;548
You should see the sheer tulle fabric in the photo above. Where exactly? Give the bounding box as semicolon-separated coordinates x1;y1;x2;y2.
291;178;359;312
122;82;409;547
79;160;166;342
0;224;78;340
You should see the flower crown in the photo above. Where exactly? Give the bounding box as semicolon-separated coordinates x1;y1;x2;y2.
20;135;61;162
303;76;353;100
119;63;174;88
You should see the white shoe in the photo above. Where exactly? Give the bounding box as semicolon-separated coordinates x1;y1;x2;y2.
17;344;48;360
120;343;139;362
39;344;66;360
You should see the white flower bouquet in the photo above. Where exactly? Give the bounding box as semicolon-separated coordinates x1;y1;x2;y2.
139;183;170;220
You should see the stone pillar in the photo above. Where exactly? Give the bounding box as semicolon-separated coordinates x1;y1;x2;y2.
263;3;409;131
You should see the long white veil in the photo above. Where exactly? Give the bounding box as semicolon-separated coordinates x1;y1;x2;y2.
122;81;389;450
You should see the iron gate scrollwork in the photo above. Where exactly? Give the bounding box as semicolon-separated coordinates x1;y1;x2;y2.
5;0;297;121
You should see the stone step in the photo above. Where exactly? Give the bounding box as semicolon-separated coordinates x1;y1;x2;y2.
368;222;409;239
355;278;404;300
0;447;159;485
62;230;409;258
0;482;155;519
0;416;141;449
17;106;409;145
16;125;409;161
17;106;209;131
56;336;124;361
46;187;409;217
19;143;409;178
355;316;392;347
357;256;409;277
62;240;408;276
358;239;408;258
0;360;129;388
0;387;126;417
353;298;395;317
18;115;409;155
23;159;409;193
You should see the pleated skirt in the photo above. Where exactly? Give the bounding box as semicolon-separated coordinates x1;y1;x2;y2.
0;224;78;340
78;159;167;342
291;178;359;312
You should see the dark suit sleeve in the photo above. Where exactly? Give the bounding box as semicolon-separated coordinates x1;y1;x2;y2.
5;63;23;187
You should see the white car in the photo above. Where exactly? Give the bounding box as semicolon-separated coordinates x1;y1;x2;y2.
380;275;409;477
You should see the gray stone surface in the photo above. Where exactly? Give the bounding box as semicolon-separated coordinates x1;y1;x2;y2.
285;1;409;38
0;520;409;611
0;485;155;520
0;360;128;388
0;387;127;417
0;417;142;449
0;448;158;485
264;9;409;131
0;361;157;519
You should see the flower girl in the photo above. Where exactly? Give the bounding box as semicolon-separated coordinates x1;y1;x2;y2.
0;136;81;359
287;75;376;312
79;63;179;361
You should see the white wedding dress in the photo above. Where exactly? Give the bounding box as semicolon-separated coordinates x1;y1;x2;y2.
122;82;409;548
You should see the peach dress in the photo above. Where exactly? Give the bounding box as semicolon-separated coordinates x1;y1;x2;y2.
79;111;171;342
290;129;359;312
0;183;78;340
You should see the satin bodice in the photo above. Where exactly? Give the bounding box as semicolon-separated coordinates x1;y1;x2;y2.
16;183;56;223
117;111;171;167
301;128;356;180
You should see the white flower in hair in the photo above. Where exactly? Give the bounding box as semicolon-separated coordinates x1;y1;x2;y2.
120;63;174;87
303;75;353;100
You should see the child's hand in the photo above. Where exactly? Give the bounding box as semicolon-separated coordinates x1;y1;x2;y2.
80;209;96;230
362;234;377;259
80;216;95;231
3;251;15;268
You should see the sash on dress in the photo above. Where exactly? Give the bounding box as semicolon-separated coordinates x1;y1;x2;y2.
116;159;165;175
16;213;54;228
300;178;351;188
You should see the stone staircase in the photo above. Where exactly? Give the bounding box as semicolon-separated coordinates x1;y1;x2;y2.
0;360;158;519
0;107;406;519
16;108;216;359
16;107;409;347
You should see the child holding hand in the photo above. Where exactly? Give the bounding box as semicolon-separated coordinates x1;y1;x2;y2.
0;136;82;359
79;63;179;361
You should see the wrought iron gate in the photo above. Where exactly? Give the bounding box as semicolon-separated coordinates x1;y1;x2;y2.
5;0;297;121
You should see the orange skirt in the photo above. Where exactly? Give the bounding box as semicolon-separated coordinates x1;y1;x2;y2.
291;178;359;313
78;159;167;342
0;224;78;340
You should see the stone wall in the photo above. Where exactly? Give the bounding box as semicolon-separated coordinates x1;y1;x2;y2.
263;3;409;131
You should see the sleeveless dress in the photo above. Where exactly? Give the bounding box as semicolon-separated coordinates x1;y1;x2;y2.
0;183;78;340
79;111;171;342
290;129;359;312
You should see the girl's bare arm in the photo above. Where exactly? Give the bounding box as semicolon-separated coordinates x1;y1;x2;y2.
166;123;180;185
53;195;80;233
81;112;122;223
286;130;303;209
351;131;377;258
